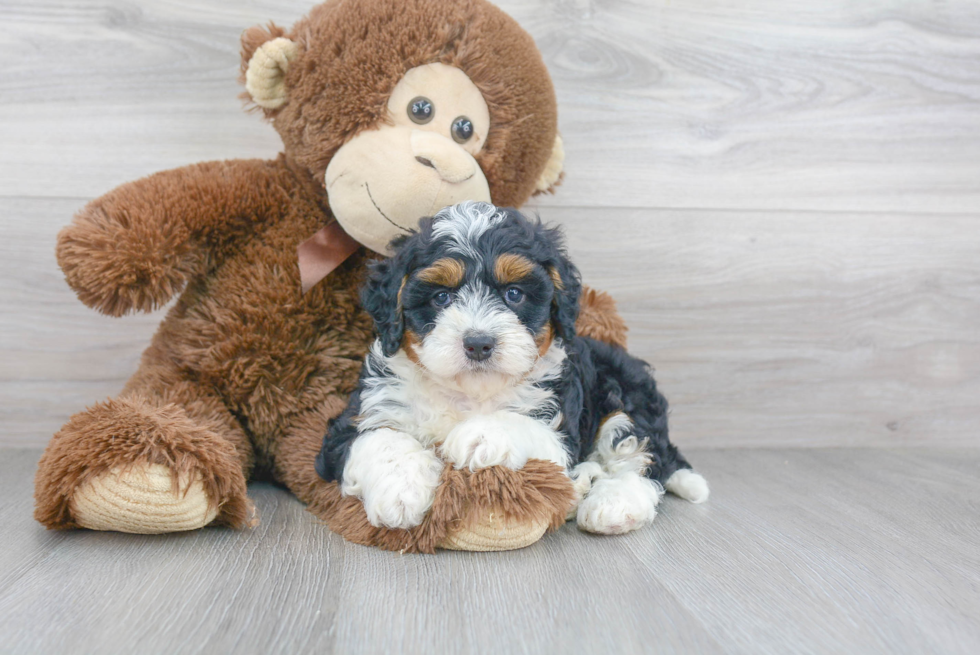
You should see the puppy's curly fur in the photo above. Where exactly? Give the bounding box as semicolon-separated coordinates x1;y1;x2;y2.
317;202;708;540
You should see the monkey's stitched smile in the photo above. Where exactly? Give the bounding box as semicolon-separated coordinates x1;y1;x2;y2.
364;183;412;234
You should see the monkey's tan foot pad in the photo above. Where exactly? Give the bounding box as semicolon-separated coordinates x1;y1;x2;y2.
439;512;550;551
70;463;218;533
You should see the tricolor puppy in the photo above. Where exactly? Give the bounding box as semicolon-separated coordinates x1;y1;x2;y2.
316;201;708;534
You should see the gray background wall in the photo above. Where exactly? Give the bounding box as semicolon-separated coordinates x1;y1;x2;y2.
2;0;978;448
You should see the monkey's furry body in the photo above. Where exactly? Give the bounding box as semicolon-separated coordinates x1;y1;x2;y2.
33;0;629;547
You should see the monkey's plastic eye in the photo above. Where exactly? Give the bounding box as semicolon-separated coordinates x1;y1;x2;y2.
433;291;453;307
409;97;434;124
504;287;524;304
451;116;474;143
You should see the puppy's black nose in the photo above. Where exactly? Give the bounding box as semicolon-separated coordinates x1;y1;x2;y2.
463;333;496;361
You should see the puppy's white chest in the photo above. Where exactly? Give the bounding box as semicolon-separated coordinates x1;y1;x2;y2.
407;383;520;446
358;344;568;461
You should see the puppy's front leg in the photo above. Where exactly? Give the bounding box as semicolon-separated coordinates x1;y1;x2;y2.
341;428;444;529
440;412;569;472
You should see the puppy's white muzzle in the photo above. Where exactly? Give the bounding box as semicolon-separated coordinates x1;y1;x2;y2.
417;285;538;382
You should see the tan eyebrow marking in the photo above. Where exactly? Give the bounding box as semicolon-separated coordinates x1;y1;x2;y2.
415;258;465;287
494;253;536;284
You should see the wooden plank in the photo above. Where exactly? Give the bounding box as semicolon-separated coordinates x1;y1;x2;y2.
620;448;980;654
2;448;979;654
0;197;165;446
4;197;978;448
0;449;723;655
0;1;978;212
0;450;348;655
552;205;980;448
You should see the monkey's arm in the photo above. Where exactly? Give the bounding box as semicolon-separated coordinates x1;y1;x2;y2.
57;159;291;316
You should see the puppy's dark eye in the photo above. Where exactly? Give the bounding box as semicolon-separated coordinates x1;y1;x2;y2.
451;116;474;143
504;287;525;304
432;291;453;307
409;97;434;124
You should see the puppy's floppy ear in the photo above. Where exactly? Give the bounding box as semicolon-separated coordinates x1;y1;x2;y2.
539;224;581;341
361;246;410;357
549;256;582;341
361;230;425;356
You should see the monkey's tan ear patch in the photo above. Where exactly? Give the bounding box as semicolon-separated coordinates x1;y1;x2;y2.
534;134;565;194
245;37;300;109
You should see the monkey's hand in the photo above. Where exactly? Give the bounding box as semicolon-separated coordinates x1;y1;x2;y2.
57;159;286;316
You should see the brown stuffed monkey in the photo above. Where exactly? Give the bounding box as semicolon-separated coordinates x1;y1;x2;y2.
34;0;627;552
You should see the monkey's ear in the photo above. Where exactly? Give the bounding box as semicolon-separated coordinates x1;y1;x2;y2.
242;30;301;110
533;134;565;194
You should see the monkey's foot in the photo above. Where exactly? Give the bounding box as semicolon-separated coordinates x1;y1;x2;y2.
35;396;255;532
71;463;217;534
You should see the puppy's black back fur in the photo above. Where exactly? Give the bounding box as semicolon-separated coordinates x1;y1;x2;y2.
554;337;691;485
315;371;365;483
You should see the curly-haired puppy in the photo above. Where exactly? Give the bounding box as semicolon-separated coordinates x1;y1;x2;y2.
316;201;708;534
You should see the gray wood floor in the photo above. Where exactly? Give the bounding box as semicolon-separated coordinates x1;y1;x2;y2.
1;448;978;655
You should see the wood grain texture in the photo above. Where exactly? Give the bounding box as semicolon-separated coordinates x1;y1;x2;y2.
4;197;978;447
557;207;980;448
2;447;979;654
0;1;978;212
1;1;979;447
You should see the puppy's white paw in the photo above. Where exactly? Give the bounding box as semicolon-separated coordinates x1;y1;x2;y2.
665;468;710;504
577;473;662;535
341;428;444;530
567;461;604;520
361;454;443;529
441;414;526;471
